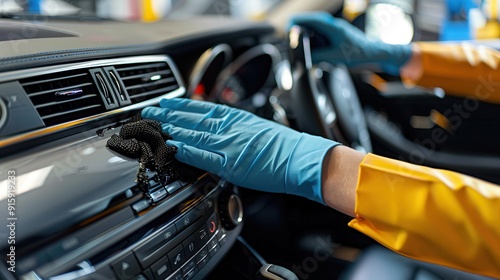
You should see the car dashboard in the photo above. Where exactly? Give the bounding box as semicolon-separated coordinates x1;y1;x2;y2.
4;12;500;280
0;17;279;280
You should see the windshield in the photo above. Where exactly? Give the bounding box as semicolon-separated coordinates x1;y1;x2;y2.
0;0;285;21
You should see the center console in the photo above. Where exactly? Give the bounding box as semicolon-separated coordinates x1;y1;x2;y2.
0;120;243;280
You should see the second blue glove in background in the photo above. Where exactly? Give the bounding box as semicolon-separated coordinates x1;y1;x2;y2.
288;12;412;75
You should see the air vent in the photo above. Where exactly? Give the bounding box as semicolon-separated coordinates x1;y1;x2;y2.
115;61;179;104
21;69;104;126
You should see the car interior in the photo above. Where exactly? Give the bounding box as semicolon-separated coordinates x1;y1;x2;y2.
1;0;499;280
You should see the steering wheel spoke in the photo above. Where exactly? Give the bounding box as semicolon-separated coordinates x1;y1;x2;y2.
287;25;372;153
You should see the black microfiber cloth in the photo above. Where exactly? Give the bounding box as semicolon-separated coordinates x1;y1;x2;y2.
106;114;179;192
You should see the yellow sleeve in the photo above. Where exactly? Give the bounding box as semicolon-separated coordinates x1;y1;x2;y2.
348;153;500;278
406;42;500;104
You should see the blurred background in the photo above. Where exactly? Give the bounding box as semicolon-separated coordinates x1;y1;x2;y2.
1;0;500;42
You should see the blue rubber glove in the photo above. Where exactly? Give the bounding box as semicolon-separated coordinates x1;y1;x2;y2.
288;12;412;75
142;98;340;204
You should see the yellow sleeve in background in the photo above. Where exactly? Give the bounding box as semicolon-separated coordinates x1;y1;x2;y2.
406;42;500;104
348;153;500;279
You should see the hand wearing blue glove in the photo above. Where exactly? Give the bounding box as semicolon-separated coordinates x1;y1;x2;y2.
142;98;340;204
288;12;412;75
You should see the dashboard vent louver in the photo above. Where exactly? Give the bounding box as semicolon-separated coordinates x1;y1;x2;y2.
20;70;104;126
115;61;179;103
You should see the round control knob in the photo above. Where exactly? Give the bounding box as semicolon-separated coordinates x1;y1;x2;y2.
218;192;243;230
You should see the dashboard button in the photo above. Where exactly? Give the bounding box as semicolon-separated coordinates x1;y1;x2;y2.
150;256;171;280
178;178;190;186
111;252;142;280
206;214;218;237
196;246;209;263
182;235;198;259
150;188;167;203
167;270;183;280
217;229;226;240
207;238;218;251
165;181;182;194
167;244;185;271
217;229;227;246
132;199;150;213
182;259;197;276
184;267;198;280
149;179;160;188
134;223;177;268
219;233;228;247
203;197;215;215
175;208;202;231
161;224;177;242
197;254;210;269
209;243;220;257
195;226;209;247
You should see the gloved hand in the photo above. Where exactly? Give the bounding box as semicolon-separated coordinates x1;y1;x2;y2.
142;98;340;204
288;12;412;75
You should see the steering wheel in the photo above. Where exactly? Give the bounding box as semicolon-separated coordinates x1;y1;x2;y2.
287;25;372;153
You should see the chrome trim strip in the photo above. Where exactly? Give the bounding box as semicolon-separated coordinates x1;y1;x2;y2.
0;55;186;149
0;55;181;83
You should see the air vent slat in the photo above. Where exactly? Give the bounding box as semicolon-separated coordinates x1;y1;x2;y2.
21;69;105;126
125;77;175;91
34;94;99;109
41;104;102;120
115;60;180;104
21;73;88;86
128;85;180;101
120;70;172;81
27;82;94;97
116;62;167;72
